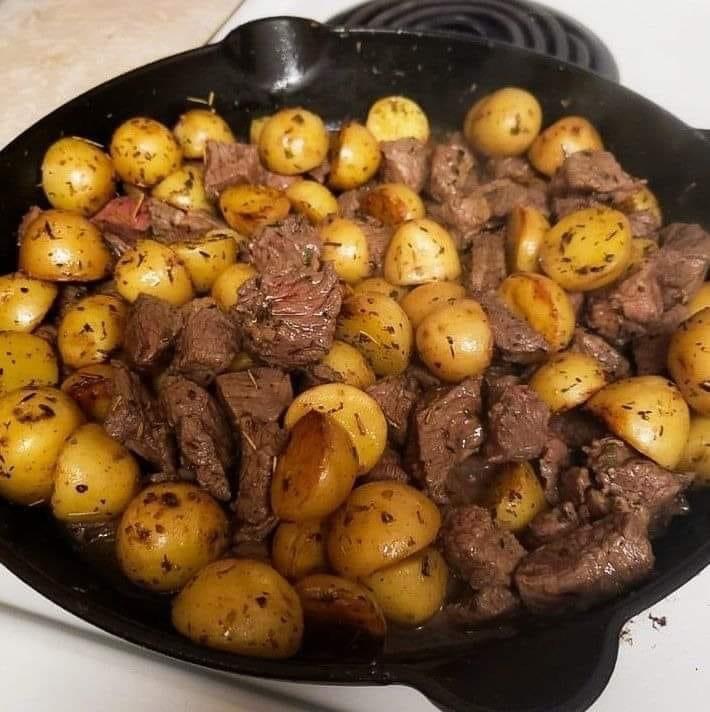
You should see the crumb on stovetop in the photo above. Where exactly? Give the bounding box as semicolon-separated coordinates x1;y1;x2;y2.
648;613;667;629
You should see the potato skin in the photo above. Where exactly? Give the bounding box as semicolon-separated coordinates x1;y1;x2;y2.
61;363;116;422
352;277;409;303
0;332;58;395
320;340;376;389
117;482;229;592
361;183;425;226
320;218;371;284
51;423;140;522
0;387;84;505
668;307;710;415
219;184;290;236
151;164;213;213
272;519;329;581
173;109;235;159
528;116;603;176
210;262;257;311
678;415;710;485
485;462;547;532
400;281;467;328
361;547;448;626
616;185;662;224
329;121;382;191
271;411;359;521
286;180;339;224
172;233;237;293
366;96;430;143
587;375;690;469
41;137;115;216
0;273;58;332
506;205;550;273
172;558;303;658
327;482;441;578
687;282;710;317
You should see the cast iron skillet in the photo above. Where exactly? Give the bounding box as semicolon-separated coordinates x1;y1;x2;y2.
1;16;710;712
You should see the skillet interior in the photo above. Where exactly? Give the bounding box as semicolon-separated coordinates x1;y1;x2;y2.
1;16;710;712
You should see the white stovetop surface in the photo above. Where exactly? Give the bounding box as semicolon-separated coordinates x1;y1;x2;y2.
2;1;710;710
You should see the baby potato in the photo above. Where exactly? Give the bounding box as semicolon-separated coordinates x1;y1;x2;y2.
352;277;409;302
285;383;387;474
172;233;237;293
259;108;329;175
687;283;710;317
51;423;140;523
329;121;381;191
328;482;441;578
173;108;235;159
110;117;182;187
272;411;359;521
485;462;547;532
366;96;430;143
616;185;662;224
0;273;58;332
286;180;338;224
295;574;386;639
336;292;413;376
628;237;659;270
151;164;213;213
360;183;425;227
19;209;111;282
678;416;710;486
506;205;550;273
219;184;290;236
61;363;116;421
400;281;466;329
498;273;575;352
114;239;194;305
320;340;376;389
540;207;633;291
57;294;127;368
320;218;371;284
587;375;690;469
172;558;303;658
529;351;607;413
0;332;58;395
0;387;84;505
117;482;228;592
463;87;542;157
272;519;329;581
360;547;448;626
41;137;115;216
384;218;461;286
249;116;270;145
210;262;257;311
668;307;710;415
528;116;604;176
416;298;493;382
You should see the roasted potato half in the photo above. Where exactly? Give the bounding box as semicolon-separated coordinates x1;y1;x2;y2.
286;180;339;224
366;96;430;143
329;121;381;191
320;340;376;389
151;164;212;213
360;183;425;227
485;462;547;532
272;519;329;581
172;109;235;159
352;277;409;303
219;184;290;236
0;332;58;395
400;281;467;328
172;232;237;293
506;205;550;273
0;273;58;332
528;116;604;176
61;363;116;422
616;185;662;225
210;262;257;311
678;415;710;486
320;218;371;284
668;307;710;415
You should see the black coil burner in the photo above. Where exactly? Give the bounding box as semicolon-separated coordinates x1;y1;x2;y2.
329;0;619;81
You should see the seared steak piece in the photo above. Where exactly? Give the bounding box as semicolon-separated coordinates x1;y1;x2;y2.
366;374;420;446
379;138;430;193
551;150;639;197
515;512;654;614
558;466;594;506
468;231;507;296
538;432;570;505
360;447;411;485
355;216;391;274
249;215;321;274
478;178;546;218
124;294;181;371
632;333;670;375
485;156;537;184
215;368;293;425
428;133;477;203
146;198;225;243
336;187;368;218
569;327;630;380
527;502;582;547
446;586;520;626
92;196;151;242
548;410;607;450
438;192;490;238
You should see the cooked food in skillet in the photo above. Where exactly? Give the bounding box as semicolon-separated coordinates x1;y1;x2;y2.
1;87;708;659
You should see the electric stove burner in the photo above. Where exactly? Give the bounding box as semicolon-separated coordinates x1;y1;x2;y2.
329;0;619;81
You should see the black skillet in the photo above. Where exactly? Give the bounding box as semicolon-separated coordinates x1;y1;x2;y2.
1;16;710;712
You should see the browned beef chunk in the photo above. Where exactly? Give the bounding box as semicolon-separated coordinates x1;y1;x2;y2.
549;409;606;450
570;327;630;380
628;209;661;237
92;196;151;242
468;231;507;295
235;266;342;369
482;366;520;404
585;437;635;475
360;447;411;484
527;502;582;546
443;505;526;588
379;138;430;192
438;192;490;238
124;294;181;370
428;133;477;203
249;215;321;274
337;187;367;218
215;367;293;425
366;374;420;446
551;151;639;196
656;222;710;304
350;215;391;273
632;333;670;375
406;362;443;390
407;378;484;503
300;361;344;388
558;466;594;506
552;194;602;220
146;198;225;242
485;156;537;184
446;586;520;626
538;432;570;504
446;455;501;505
159;375;233;501
478;178;547;218
485;384;550;463
233;416;286;543
172;298;239;385
18;205;43;242
515;512;654;614
33;323;58;347
104;363;175;472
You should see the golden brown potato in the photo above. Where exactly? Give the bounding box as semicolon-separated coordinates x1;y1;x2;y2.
61;363;116;422
172;559;303;658
0;387;84;505
320;218;371;283
540;207;633;291
400;281;467;329
328;482;441;578
528;116;604;176
295;574;386;639
506;205;550;273
51;423;140;523
173;109;235;159
272;411;359;521
286;180;339;224
384;218;461;286
360;547;448;626
587;376;690;469
19;209;111;282
416;298;493;382
285;383;387;474
485;462;547;532
259;108;329;175
360;183;425;226
336;291;413;376
272;520;329;581
219;184;290;236
249;116;270;145
151;164;212;213
529;351;607;413
498;273;575;352
0;332;58;395
319;340;376;389
668;307;710;415
0;273;58;332
687;282;710;317
678;415;710;485
464;87;542;157
172;233;237;293
616;185;662;225
352;277;409;303
117;482;228;592
41;137;115;216
210;262;257;311
329;121;382;191
366;96;430;143
110;117;182;187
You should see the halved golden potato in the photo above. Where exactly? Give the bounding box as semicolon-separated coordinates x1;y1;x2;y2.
151;164;213;213
360;183;425;226
61;363;116;422
320;340;376;389
352;277;409;302
172;232;237;293
485;462;547;532
0;332;58;395
506;205;550;273
329;121;381;191
616;185;662;224
400;281;466;328
218;184;290;236
286;180;338;224
320;218;371;284
668;307;710;415
687;282;710;317
0;273;58;332
272;519;329;581
678;415;710;486
210;262;257;311
173;108;235;159
528;116;603;176
366;96;430;143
